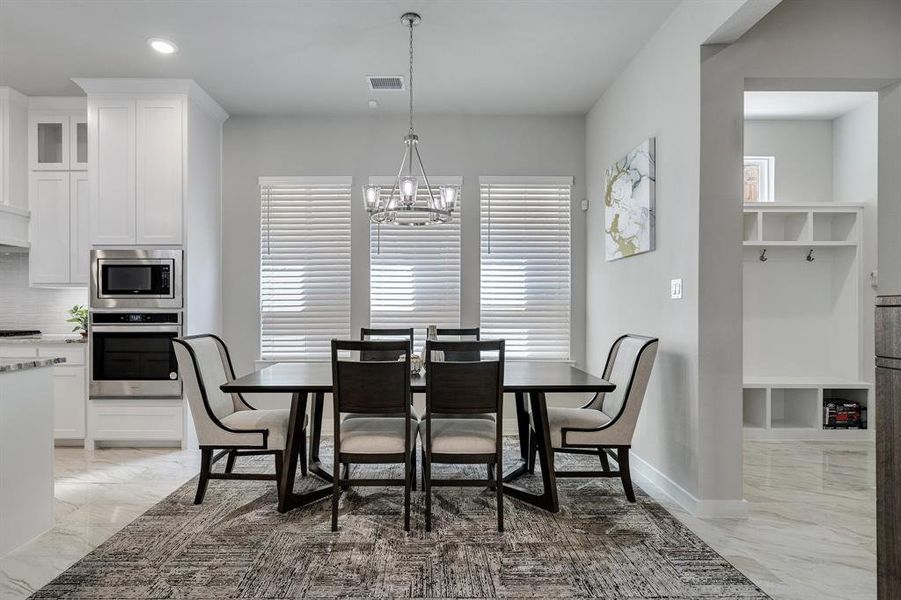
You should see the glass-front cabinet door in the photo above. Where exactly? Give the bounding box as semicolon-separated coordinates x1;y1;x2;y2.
30;114;70;170
29;113;87;171
71;119;88;170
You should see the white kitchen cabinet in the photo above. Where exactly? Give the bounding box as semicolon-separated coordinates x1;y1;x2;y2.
29;171;70;284
88;96;183;245
89;98;136;245
71;118;88;170
135;98;183;244
39;346;87;441
0;88;29;247
29;113;69;171
29;172;90;286
50;365;86;439
70;172;90;283
28;112;88;172
88;400;184;447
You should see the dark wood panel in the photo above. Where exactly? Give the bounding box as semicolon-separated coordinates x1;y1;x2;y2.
876;303;901;359
222;361;614;394
877;365;901;599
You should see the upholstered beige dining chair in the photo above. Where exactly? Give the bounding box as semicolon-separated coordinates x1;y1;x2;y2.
530;334;658;502
173;334;306;504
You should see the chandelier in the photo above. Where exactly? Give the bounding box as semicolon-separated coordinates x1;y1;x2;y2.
362;12;459;227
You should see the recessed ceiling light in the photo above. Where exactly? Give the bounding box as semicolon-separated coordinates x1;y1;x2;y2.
368;100;379;110
148;38;178;55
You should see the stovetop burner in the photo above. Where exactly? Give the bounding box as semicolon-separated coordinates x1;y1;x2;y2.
0;330;41;337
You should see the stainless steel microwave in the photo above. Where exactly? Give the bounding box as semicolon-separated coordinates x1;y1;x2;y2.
90;249;183;309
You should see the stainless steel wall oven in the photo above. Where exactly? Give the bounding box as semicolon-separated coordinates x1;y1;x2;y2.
89;312;183;398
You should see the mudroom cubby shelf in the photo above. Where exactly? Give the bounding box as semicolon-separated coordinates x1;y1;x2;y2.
742;203;861;246
743;203;871;441
742;378;873;440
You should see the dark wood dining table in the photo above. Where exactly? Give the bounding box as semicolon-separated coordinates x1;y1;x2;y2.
221;361;614;514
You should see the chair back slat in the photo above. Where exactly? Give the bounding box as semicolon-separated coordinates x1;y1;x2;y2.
435;327;480;361
360;327;415;362
425;340;504;415
332;339;411;414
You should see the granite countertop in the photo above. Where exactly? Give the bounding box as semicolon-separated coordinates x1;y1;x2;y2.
0;334;86;345
0;356;66;373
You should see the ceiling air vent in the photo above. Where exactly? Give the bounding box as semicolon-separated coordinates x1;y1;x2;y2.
367;76;405;91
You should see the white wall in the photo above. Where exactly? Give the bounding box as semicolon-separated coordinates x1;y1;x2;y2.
833;98;879;381
184;99;224;337
744;120;833;203
698;0;901;508
584;0;749;513
221;114;586;376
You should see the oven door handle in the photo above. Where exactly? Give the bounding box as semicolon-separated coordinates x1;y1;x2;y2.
90;326;181;334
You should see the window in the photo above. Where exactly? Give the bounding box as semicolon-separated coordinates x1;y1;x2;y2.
259;176;352;361
744;156;775;202
480;176;572;360
369;176;462;349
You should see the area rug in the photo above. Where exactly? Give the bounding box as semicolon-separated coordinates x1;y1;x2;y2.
32;440;767;599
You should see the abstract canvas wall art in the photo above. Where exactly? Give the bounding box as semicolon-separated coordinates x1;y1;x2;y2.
604;137;656;261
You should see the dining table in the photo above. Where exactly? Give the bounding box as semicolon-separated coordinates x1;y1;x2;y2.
221;361;615;514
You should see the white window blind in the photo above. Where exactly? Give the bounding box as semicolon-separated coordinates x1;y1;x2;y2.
259;176;352;361
369;176;462;349
480;176;572;360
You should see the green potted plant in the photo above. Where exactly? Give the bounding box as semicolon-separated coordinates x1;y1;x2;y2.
67;304;88;338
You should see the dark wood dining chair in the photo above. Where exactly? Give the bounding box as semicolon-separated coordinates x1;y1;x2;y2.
360;327;415;361
331;339;417;531
529;334;658;502
434;328;494;430
421;339;505;532
173;335;306;504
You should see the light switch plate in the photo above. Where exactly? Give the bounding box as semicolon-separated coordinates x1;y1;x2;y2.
670;278;683;299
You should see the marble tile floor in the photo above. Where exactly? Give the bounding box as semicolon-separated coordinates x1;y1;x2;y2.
0;441;876;600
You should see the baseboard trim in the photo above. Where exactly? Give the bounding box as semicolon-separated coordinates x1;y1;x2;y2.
628;452;749;519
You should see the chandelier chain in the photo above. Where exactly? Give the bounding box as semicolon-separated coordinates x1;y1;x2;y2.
408;18;414;134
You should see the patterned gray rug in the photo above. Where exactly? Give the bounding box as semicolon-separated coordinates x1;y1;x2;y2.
32;440;767;599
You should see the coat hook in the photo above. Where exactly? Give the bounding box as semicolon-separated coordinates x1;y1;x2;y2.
759;249;768;262
806;249;815;262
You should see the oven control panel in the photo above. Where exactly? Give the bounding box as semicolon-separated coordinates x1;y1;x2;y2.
91;312;180;324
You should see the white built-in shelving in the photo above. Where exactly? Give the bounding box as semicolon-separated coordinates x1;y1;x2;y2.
742;203;861;246
742;203;871;441
742;377;872;440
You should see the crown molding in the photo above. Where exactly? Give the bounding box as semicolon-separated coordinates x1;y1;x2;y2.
72;78;228;122
0;86;28;106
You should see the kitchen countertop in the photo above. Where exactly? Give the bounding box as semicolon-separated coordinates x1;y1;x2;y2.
0;334;86;345
0;356;66;373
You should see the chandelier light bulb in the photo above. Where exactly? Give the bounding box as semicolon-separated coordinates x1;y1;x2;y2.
363;185;380;212
400;176;418;205
440;185;458;211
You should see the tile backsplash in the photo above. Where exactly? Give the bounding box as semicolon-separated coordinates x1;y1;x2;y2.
0;252;88;334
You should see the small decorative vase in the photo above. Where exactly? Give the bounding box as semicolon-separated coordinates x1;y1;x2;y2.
411;354;423;376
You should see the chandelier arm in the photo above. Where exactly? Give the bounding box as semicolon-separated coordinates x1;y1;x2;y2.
413;143;438;209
